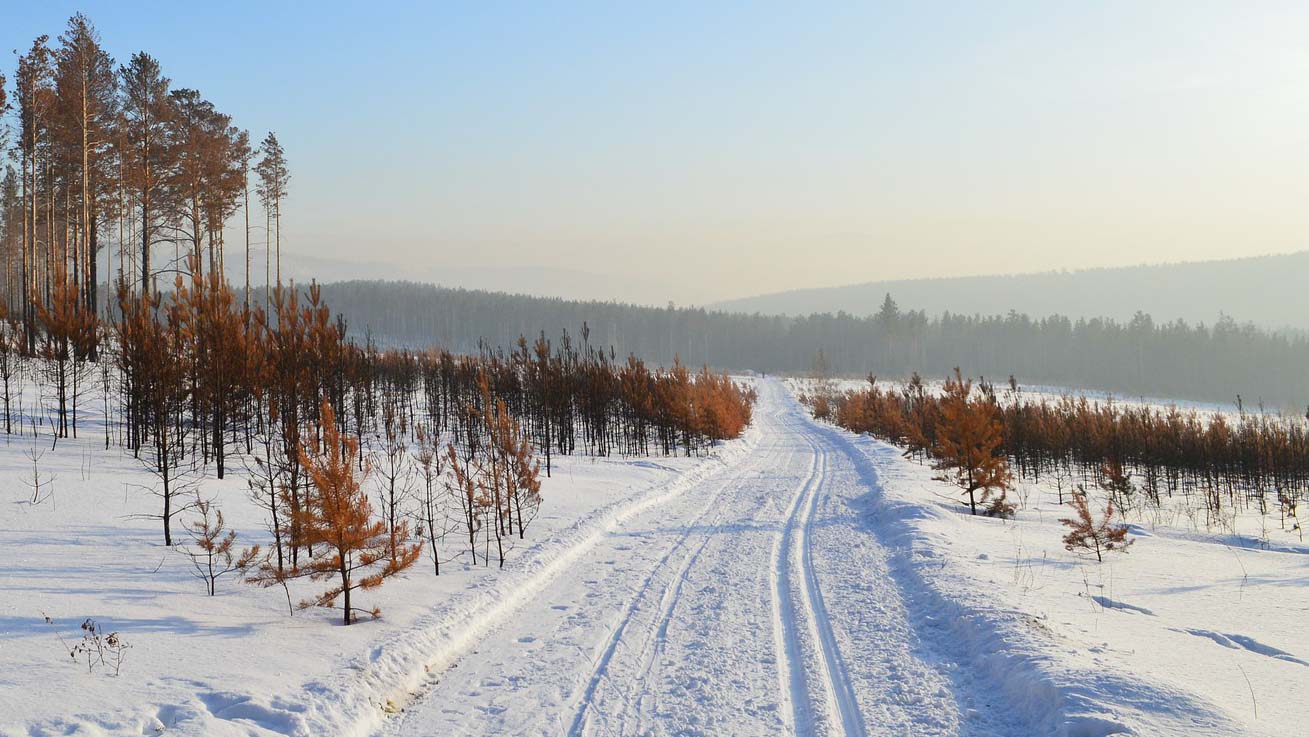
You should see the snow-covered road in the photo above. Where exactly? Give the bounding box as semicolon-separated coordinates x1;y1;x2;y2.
382;379;1020;737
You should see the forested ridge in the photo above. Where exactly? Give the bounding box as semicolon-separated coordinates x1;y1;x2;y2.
714;250;1309;332
313;280;1309;410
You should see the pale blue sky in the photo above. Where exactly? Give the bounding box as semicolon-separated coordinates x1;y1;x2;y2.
6;2;1309;304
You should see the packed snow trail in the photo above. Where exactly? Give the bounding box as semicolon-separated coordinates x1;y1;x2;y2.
383;378;1019;737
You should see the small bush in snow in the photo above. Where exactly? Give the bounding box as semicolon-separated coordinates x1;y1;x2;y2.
1060;491;1133;562
45;615;132;676
22;445;54;505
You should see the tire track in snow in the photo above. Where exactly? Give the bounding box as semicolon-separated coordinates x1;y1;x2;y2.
620;451;800;732
773;421;868;737
564;441;794;736
373;418;765;737
770;430;822;735
795;432;867;737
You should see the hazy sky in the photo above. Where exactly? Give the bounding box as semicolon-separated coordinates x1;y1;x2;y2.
7;2;1309;304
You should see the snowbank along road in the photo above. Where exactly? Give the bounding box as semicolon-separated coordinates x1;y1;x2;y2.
381;379;1033;736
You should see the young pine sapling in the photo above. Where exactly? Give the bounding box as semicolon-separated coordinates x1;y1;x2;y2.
294;400;422;625
1060;490;1134;562
180;492;258;595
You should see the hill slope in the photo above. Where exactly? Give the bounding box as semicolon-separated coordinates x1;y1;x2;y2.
713;251;1309;330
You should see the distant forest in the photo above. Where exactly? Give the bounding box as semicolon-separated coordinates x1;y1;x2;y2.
714;251;1309;332
309;280;1309;411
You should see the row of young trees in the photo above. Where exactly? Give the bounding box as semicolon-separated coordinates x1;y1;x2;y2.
811;369;1309;533
0;13;290;353
4;267;755;622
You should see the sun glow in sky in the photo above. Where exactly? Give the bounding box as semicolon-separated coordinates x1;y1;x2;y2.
6;1;1309;304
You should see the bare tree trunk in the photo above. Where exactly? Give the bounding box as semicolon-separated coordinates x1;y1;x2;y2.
140;187;150;297
274;196;281;287
21;152;32;352
340;557;350;625
264;206;270;312
81;73;91;311
244;183;250;313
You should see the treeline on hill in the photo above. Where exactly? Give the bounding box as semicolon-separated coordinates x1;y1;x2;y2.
809;371;1309;534
1;270;754;623
312;282;1309;409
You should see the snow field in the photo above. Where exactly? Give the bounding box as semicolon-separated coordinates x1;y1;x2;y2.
814;398;1308;736
1;400;756;737
5;375;1304;737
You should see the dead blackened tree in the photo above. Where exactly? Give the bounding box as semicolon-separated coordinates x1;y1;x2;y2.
370;396;413;565
409;423;450;575
527;334;554;476
256;283;351;567
471;378;509;566
649;361;684;456
37;275;98;442
98;335;112;449
261;287;311;566
114;284;148;453
1098;459;1135;516
295;400;421;625
457;378;546;568
174;260;249;478
116;289;192;545
618;355;655;456
238;393;300;617
0;317;23;435
446;442;481;564
147;305;195;546
245;396;288;573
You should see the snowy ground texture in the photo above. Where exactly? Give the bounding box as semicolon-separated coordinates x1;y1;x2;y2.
4;378;1306;736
